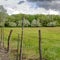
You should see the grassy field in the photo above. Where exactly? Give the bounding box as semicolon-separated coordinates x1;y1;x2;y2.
2;27;60;60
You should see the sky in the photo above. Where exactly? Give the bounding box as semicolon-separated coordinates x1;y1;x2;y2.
0;0;60;15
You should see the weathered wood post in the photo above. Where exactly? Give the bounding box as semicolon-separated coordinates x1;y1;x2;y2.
7;29;13;52
0;28;2;48
16;34;20;60
1;27;3;43
2;27;4;47
39;30;42;60
0;27;4;48
19;17;24;60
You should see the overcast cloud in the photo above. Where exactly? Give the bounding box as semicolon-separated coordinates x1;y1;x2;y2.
0;0;60;15
27;0;60;10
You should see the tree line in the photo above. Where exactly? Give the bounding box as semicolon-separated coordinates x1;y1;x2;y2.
0;5;60;27
5;14;60;27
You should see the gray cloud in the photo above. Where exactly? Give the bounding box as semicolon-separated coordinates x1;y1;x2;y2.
27;0;60;2
18;1;25;4
0;0;60;15
27;0;60;11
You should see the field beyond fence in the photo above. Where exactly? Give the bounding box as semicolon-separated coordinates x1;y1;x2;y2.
1;27;60;60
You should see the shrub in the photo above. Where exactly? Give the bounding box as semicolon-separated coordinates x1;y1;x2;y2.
23;19;30;27
18;19;30;27
41;20;48;27
56;22;60;26
47;21;57;27
7;22;16;27
31;19;42;27
17;21;21;27
0;22;5;27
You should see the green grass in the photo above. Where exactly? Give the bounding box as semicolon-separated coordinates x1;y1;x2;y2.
1;27;60;60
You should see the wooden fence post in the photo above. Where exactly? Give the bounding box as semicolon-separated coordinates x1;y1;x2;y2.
16;34;20;60
2;27;4;47
7;29;13;52
39;30;42;60
19;18;24;60
0;27;4;48
0;28;1;48
1;27;3;43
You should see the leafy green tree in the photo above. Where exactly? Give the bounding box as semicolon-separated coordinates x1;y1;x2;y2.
31;19;41;27
8;22;16;27
17;18;30;27
0;5;7;27
5;13;60;27
47;21;57;27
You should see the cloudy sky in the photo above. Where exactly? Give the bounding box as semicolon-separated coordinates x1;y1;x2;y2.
0;0;60;15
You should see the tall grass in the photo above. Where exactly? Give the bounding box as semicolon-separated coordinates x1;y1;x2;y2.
3;27;60;60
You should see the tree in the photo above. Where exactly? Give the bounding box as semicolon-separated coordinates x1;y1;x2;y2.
17;18;30;27
0;5;7;46
0;5;7;26
31;19;41;27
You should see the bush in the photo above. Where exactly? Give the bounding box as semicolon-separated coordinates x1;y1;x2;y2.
56;22;60;26
41;20;48;27
5;22;16;27
17;21;21;27
17;19;30;27
0;22;5;27
47;21;57;27
23;19;30;27
31;19;42;27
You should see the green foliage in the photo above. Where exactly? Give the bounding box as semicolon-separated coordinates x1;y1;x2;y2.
23;19;30;27
31;19;42;27
17;19;30;27
4;13;60;27
0;5;7;27
5;22;16;27
47;21;57;27
4;27;60;60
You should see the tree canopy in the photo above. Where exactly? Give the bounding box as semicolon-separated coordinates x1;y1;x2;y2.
0;5;7;27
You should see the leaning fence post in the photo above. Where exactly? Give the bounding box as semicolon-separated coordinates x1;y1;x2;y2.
39;30;42;60
7;29;13;52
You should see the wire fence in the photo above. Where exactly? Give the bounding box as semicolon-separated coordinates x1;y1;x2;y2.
0;28;41;60
0;27;59;60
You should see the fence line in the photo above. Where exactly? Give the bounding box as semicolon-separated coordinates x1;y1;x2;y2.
0;29;43;60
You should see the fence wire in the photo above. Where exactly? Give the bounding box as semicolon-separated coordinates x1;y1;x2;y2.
1;28;59;60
